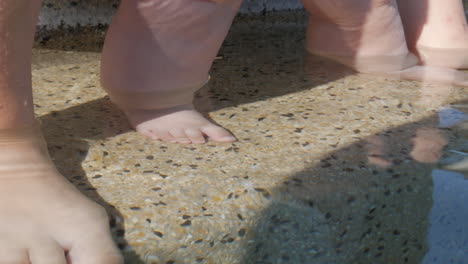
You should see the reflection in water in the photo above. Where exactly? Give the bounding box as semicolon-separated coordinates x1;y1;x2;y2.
438;107;468;129
423;102;468;263
243;105;468;263
438;105;468;174
423;170;468;264
244;125;435;263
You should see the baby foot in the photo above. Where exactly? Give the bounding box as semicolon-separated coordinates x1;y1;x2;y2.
100;0;241;144
124;104;236;144
303;0;468;86
0;125;122;264
414;45;468;70
398;0;468;69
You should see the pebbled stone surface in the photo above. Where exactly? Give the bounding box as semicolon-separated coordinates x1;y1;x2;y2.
32;12;468;264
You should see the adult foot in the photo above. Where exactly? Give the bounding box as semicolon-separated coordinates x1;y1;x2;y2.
303;0;468;86
124;104;236;144
398;0;468;69
0;125;123;264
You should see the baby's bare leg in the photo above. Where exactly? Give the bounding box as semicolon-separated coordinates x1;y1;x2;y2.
101;0;241;144
303;0;468;86
0;1;122;263
398;0;468;69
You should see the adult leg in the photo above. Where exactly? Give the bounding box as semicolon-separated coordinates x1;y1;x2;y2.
0;1;122;263
101;0;241;144
303;0;468;86
0;0;37;129
398;0;468;69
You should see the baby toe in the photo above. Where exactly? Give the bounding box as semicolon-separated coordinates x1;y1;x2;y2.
153;129;177;143
169;129;192;144
201;125;236;143
137;128;160;140
184;128;206;144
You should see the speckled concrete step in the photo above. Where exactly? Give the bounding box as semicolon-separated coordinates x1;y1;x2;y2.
32;13;468;264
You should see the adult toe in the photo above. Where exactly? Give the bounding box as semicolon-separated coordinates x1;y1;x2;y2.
67;231;123;264
0;238;28;264
28;238;67;264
